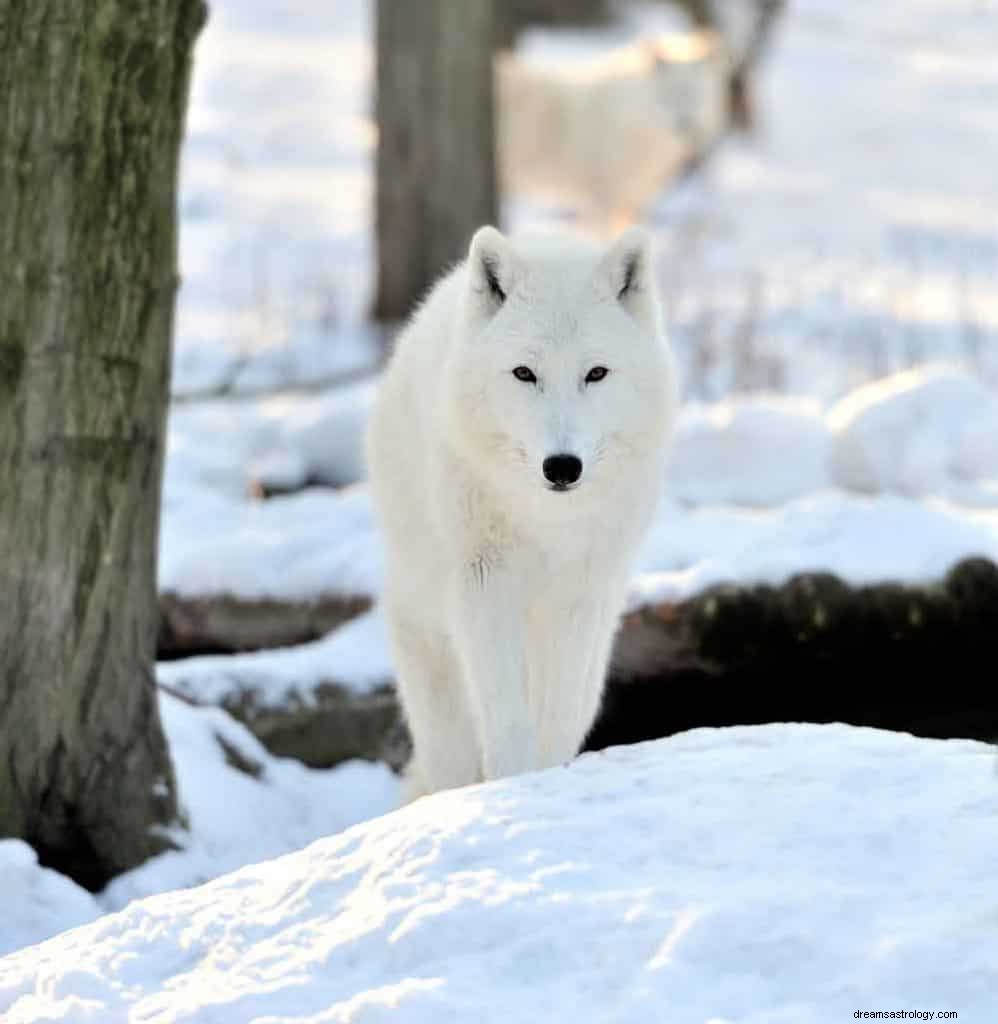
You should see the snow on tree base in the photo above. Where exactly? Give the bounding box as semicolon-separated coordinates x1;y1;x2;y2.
2;724;994;1022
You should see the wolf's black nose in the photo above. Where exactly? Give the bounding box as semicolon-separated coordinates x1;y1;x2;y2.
543;454;583;487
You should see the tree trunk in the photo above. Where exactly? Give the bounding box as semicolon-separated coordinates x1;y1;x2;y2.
725;0;787;132
0;0;206;890
372;0;498;323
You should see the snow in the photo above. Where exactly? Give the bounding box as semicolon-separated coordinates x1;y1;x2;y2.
630;489;998;609
158;606;393;705
98;692;400;914
170;0;380;397
164;378;373;502
1;695;401;959
4;724;996;1021
667;394;830;506
160;481;382;600
827;363;998;502
0;843;101;960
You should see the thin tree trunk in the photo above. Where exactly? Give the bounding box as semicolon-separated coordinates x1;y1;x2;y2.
0;0;206;890
372;0;498;323
727;0;786;131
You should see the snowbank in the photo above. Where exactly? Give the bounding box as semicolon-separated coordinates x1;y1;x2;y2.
98;692;400;914
3;725;995;1020
157;606;392;705
631;490;998;608
164;379;374;501
0;842;101;960
667;394;830;505
159;482;382;600
828;363;998;502
2;694;401;959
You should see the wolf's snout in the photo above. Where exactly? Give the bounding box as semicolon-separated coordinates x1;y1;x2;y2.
542;454;583;489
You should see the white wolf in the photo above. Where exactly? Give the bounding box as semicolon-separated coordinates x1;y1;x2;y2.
365;225;679;801
495;30;731;233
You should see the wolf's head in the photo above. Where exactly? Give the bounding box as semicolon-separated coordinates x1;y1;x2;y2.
443;225;679;506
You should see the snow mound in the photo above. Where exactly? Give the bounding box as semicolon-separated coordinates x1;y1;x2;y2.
3;695;400;958
828;364;998;501
269;377;375;489
632;490;998;606
0;841;100;959
668;395;830;505
159;483;382;600
98;692;401;914
165;378;374;503
3;725;995;1021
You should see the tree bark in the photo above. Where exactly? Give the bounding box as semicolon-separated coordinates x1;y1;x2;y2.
372;0;498;323
0;0;206;890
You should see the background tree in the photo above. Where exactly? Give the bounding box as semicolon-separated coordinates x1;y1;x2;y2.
372;0;498;323
670;0;787;131
0;0;206;890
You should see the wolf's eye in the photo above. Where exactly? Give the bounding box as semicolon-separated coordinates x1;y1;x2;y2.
585;366;609;383
512;366;537;383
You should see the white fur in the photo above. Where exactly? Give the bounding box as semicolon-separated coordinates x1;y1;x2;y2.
365;226;679;801
496;30;731;233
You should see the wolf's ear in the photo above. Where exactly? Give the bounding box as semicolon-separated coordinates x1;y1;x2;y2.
597;226;659;327
466;225;517;315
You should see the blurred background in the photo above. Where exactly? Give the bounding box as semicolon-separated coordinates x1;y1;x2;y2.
171;0;998;404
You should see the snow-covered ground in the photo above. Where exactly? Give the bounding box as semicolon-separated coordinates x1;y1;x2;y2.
158;606;394;707
4;724;996;1021
1;692;400;959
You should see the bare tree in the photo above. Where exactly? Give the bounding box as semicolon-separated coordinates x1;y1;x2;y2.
0;0;206;889
662;0;787;131
372;0;498;323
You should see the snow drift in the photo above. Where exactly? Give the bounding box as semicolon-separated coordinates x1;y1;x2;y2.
3;724;995;1022
828;364;998;503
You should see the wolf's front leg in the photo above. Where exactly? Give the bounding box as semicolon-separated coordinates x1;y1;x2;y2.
529;591;622;770
452;562;540;782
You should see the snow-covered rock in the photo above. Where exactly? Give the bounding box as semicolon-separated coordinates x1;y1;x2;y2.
631;490;998;609
3;725;995;1020
668;394;830;505
828;364;998;501
158;607;393;706
157;609;406;771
